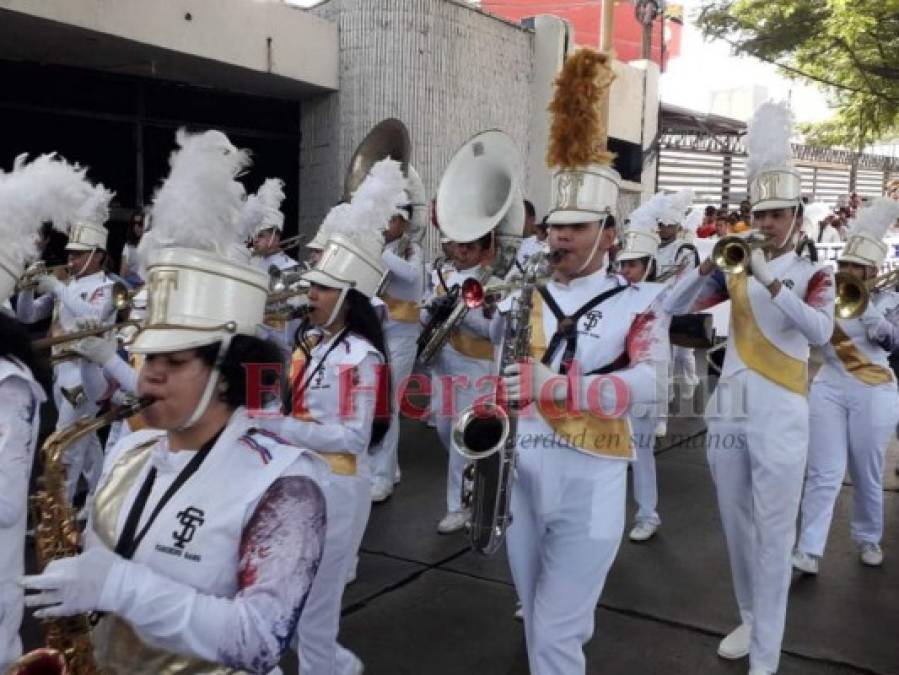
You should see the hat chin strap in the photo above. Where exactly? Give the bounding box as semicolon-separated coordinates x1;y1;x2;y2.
321;286;350;332
575;220;606;276
774;208;801;252
75;248;98;277
177;339;229;431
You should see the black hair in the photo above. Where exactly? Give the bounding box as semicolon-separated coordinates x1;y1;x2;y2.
0;312;46;383
602;214;617;230
343;289;392;446
397;204;412;219
474;231;493;251
704;205;716;216
523;199;536;218
197;335;284;410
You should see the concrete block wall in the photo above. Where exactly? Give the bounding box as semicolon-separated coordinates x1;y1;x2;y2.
300;0;534;243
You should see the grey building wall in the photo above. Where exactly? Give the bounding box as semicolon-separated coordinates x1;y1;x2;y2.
300;0;534;247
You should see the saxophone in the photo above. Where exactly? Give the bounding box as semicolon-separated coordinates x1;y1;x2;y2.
451;252;550;555
416;264;492;365
10;397;153;675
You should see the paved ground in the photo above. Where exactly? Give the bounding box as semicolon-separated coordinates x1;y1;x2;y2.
21;380;899;674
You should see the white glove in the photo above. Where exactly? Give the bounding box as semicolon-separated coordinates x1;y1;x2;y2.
35;274;63;296
501;359;564;407
750;249;776;287
21;546;120;619
73;335;117;365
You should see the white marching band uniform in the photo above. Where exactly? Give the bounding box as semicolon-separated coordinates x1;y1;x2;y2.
664;102;836;674
423;263;497;522
17;229;117;503
796;199;899;566
655;232;700;392
371;236;424;496
0;357;45;671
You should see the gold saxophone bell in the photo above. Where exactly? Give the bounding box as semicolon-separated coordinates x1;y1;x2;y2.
712;233;774;275
834;268;899;320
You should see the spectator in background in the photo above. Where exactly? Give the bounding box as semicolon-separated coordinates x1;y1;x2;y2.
731;201;752;233
712;209;731;239
696;205;717;238
119;208;146;289
816;214;843;244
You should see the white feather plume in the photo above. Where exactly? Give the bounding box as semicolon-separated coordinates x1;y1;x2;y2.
803;202;830;228
140;129;251;271
746;101;794;180
659;188;694;226
319;158;407;253
73;181;114;227
0;154;96;273
683;207;703;234
627;192;669;235
848;197;899;243
240;177;286;235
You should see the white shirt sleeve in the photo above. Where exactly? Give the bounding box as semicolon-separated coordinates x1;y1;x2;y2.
96;464;326;674
771;267;835;346
56;282;116;323
382;245;423;284
102;353;139;395
15;290;53;324
0;378;40;527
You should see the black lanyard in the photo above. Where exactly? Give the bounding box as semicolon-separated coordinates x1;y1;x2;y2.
293;328;349;398
114;429;223;560
538;283;628;374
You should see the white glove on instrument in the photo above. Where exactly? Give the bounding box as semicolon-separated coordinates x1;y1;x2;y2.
73;335;117;365
35;274;63;296
750;249;776;287
21;546;120;618
501;359;564;407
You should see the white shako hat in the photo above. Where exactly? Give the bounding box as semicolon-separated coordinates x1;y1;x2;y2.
241;177;286;236
132;128;262;355
618;192;662;262
65;180;114;251
306;225;329;252
545;49;621;226
839;198;899;269
0;154;95;304
746;102;802;213
303;158;406;300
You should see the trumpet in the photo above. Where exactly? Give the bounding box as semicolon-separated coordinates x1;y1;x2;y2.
712;232;775;275
17;262;68;291
253;233;306;256
834;268;899;320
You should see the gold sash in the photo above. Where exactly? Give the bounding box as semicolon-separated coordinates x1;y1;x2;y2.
381;293;420;323
317;451;358;476
527;294;632;459
91;439;244;674
727;272;808;396
434;285;493;360
830;323;894;386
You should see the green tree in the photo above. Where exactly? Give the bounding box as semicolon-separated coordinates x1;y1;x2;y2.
696;1;899;149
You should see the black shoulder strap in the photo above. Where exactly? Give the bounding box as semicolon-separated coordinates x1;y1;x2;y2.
538;282;629;374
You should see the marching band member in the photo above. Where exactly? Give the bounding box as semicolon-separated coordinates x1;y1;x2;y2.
371;166;426;502
245;178;300;360
16;171;117;505
22;129;329;674
664;102;835;675
655;189;700;402
0;153;89;671
794;198;899;572
500;49;668;675
510;200;548;272
616;193;672;543
265;159;402;675
423;230;498;534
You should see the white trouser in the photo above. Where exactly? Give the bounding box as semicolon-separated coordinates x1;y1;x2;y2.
0;582;23;672
672;345;699;385
705;370;807;674
370;327;419;487
433;351;492;513
53;383;101;503
507;446;626;675
798;376;899;556
630;408;660;526
295;466;372;675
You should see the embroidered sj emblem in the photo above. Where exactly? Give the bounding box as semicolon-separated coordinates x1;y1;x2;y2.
556;172;586;210
173;506;205;549
582;310;603;332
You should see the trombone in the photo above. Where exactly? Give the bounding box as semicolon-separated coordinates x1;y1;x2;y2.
252;233;306;256
712;232;775;275
834;268;899;320
35;320;143;364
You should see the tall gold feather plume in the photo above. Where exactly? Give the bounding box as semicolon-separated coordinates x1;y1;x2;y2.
546;48;616;169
